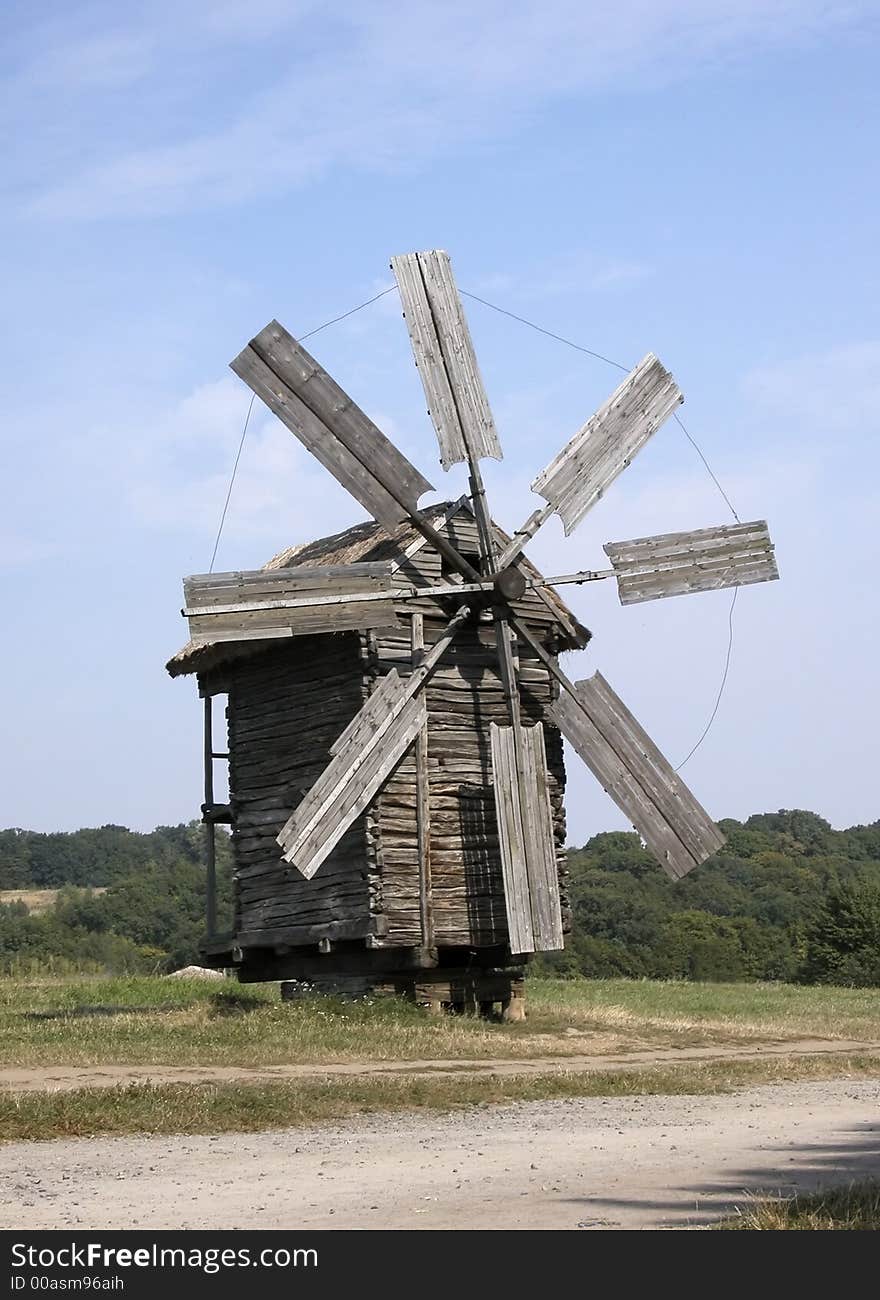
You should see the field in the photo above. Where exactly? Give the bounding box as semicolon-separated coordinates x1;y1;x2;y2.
1;976;879;1142
3;975;880;1069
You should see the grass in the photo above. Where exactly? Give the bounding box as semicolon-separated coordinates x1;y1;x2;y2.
2;976;880;1070
2;1053;879;1142
721;1182;880;1230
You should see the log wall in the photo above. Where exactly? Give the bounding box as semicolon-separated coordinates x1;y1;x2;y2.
227;634;376;946
371;615;568;949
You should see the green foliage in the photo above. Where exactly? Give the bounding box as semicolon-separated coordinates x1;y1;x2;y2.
537;808;880;984
802;883;880;986
0;821;233;975
2;809;879;984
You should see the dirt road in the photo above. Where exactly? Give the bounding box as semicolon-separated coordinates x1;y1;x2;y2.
3;1037;880;1093
2;1079;878;1230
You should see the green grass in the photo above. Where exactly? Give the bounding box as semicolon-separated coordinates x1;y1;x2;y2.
721;1182;880;1230
3;1053;879;1142
2;976;880;1070
528;978;880;1041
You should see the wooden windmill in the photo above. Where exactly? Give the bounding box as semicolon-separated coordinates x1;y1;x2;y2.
168;249;778;1014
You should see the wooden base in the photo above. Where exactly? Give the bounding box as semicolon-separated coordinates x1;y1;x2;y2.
280;966;526;1019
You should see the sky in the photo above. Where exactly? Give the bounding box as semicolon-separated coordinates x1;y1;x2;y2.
1;0;878;846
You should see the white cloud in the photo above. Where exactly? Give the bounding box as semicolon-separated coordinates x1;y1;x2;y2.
8;0;874;219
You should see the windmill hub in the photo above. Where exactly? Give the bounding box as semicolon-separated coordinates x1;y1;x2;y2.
493;566;527;602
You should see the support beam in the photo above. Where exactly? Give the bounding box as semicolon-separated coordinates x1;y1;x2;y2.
411;612;435;955
202;695;217;940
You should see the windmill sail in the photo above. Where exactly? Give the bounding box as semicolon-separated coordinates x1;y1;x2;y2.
531;354;682;535
551;672;725;879
231;322;434;531
277;670;427;878
183;563;402;644
491;723;564;954
392;250;502;470
604;520;778;605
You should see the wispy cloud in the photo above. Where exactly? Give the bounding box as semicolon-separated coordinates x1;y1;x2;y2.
743;341;880;437
6;0;874;220
471;250;653;301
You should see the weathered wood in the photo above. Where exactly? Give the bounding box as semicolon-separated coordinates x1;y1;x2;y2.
411;612;434;951
231;344;412;531
530;354;682;535
235;917;386;948
202;695;217;939
551;671;724;879
604;520;778;604
233;322;433;529
278;687;427;877
391;250;502;469
276;607;470;876
490;723;563;953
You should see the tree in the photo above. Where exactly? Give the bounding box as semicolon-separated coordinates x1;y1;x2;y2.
803;884;880;987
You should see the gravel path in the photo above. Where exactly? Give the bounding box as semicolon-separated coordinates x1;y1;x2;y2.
2;1079;878;1230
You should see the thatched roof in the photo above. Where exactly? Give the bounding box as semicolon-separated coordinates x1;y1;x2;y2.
167;500;587;678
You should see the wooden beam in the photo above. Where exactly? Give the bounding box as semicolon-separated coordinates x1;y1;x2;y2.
411;612;434;953
202;695;217;939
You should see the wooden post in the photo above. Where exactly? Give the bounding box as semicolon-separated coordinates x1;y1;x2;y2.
203;694;217;940
411;612;435;955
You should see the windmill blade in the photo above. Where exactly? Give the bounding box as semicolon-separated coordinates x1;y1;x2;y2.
532;354;682;535
491;722;564;954
183;563;403;645
231;321;434;531
277;670;427;878
391;250;502;470
497;355;681;570
276;605;471;877
551;672;725;879
604;520;779;605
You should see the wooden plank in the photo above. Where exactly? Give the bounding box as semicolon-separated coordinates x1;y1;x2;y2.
186;562;393;595
490;724;563;953
276;607;470;877
231;330;432;530
551;672;724;878
328;669;405;757
387;497;470;574
411;611;434;950
186;600;401;644
531;354;682;534
520;723;564;951
278;689;426;878
250;321;434;513
490;723;534;954
552;689;695;879
604;520;772;564
604;520;779;604
391;250;502;469
235;918;384;949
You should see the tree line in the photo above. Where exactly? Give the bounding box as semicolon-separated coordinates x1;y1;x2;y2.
1;809;879;983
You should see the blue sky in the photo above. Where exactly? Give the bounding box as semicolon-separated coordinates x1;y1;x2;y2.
2;0;878;844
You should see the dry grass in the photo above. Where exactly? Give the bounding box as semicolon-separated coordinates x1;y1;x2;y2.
1;976;879;1071
2;1053;878;1143
721;1181;880;1230
0;890;61;914
0;888;108;914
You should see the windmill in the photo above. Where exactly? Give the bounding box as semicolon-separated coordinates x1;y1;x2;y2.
171;249;778;1012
